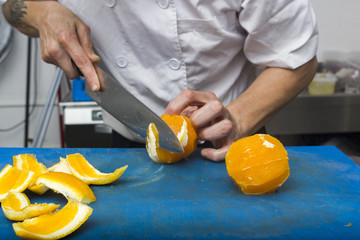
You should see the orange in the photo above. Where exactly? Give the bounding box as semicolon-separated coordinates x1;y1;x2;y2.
13;199;92;240
35;172;96;204
13;154;48;195
1;192;59;221
146;115;197;164
0;164;35;201
225;134;290;194
66;153;128;185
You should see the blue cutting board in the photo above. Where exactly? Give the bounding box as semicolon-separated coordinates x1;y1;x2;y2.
0;146;359;239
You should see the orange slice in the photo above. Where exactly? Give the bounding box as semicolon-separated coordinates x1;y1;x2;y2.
13;154;49;195
66;153;128;185
48;157;72;174
225;134;290;194
0;164;35;201
13;199;93;239
1;192;60;221
35;172;96;204
146;115;197;164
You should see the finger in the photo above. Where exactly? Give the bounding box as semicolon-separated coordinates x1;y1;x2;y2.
201;146;230;162
57;26;100;91
190;100;227;129
165;90;217;115
180;105;199;118
43;37;80;79
76;22;100;63
197;118;233;141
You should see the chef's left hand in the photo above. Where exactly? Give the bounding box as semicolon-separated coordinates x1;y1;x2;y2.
165;89;242;162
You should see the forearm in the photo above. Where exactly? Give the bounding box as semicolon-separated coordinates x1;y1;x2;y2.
2;0;55;37
227;57;318;136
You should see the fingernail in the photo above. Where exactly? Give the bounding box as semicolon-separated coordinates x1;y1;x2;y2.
91;83;99;91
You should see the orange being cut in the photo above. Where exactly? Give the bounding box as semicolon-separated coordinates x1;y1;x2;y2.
13;154;49;195
13;199;93;240
35;172;96;204
146;115;197;164
225;134;290;194
1;192;60;221
0;164;35;201
66;153;128;185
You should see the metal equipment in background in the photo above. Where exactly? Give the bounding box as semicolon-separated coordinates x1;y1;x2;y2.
31;68;63;148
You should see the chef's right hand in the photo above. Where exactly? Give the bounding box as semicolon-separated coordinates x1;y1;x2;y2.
24;1;101;91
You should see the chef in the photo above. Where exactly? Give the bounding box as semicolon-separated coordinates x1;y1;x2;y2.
1;0;318;161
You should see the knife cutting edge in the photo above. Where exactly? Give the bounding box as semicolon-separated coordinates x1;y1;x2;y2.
82;64;184;154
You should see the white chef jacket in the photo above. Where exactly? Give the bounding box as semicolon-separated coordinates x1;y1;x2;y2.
58;0;318;142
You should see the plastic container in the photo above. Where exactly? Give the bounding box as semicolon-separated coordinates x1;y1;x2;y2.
72;78;93;102
308;73;337;95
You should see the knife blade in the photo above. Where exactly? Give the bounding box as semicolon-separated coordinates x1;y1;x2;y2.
84;65;184;154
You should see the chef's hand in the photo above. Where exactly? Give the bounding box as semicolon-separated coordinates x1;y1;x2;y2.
39;2;101;91
3;1;101;91
165;90;242;162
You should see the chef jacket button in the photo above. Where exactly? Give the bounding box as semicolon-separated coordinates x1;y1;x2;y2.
169;58;181;70
157;0;169;9
104;0;116;8
116;56;128;68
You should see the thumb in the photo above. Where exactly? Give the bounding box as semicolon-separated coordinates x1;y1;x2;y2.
201;145;230;162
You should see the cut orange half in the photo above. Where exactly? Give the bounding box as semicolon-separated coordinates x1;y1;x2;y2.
35;172;96;204
13;199;93;240
13;154;49;195
66;153;128;185
1;192;60;221
0;164;35;201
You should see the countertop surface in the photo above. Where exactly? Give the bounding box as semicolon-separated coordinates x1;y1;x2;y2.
0;146;359;239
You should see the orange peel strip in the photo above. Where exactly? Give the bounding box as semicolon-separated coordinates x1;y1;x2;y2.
0;164;35;201
2;192;60;221
66;153;128;185
35;172;96;204
13;154;49;195
13;199;92;240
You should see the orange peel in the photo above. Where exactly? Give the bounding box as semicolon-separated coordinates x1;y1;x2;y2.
66;153;128;185
13;154;49;195
225;134;290;194
146;115;197;164
1;192;60;221
13;199;93;240
35;172;96;204
48;157;72;174
0;164;35;201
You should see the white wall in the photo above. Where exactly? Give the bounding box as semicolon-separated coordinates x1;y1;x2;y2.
311;0;360;59
0;0;360;148
0;31;61;147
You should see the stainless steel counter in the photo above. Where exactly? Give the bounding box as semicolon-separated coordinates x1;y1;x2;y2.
266;94;360;135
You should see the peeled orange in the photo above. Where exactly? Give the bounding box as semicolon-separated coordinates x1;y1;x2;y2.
35;172;96;204
146;115;197;164
13;199;93;240
225;134;290;194
66;153;128;185
13;154;48;195
0;164;35;201
1;192;60;221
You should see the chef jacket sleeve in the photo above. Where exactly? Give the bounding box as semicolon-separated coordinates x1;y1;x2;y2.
239;0;318;69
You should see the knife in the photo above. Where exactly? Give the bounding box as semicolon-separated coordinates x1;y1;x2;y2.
84;65;184;154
